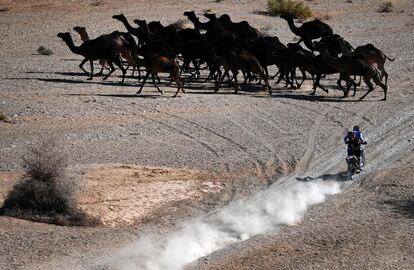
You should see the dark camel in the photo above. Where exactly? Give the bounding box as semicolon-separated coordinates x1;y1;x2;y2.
314;41;388;101
57;32;126;83
280;13;333;51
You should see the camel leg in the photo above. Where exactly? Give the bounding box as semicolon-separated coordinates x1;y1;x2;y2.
137;71;150;94
179;60;188;77
203;67;213;82
150;73;163;94
181;78;185;93
378;65;388;86
172;69;182;97
103;61;115;81
312;73;328;95
303;38;314;51
215;69;226;92
88;60;94;80
135;59;142;81
351;79;357;97
226;70;232;85
232;69;239;94
130;65;136;78
194;60;201;79
113;56;126;84
261;71;271;95
241;70;248;87
172;77;181;97
79;58;89;77
338;74;349;97
359;75;374;101
310;74;318;95
275;68;285;85
264;66;270;81
372;73;388;101
288;68;296;89
296;68;306;89
96;61;105;76
215;68;222;85
270;68;280;79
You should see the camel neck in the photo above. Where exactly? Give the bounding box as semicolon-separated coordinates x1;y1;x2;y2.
207;18;221;31
79;30;90;42
339;39;352;55
63;37;81;55
286;18;300;35
119;17;135;33
189;17;201;33
319;46;338;66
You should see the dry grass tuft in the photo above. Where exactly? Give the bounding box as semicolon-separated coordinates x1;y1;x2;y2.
37;46;53;56
91;1;104;7
0;138;100;226
379;1;394;13
267;0;313;19
0;112;6;122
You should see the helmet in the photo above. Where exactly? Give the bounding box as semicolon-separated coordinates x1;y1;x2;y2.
353;125;360;132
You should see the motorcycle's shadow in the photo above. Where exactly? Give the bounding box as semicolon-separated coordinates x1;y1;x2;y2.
296;171;350;182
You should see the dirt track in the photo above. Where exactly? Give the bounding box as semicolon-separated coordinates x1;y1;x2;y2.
0;0;413;269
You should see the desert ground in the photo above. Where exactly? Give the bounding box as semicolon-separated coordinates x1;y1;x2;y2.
0;0;413;269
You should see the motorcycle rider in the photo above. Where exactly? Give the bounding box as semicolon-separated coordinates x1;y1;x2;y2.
352;126;367;169
344;130;363;171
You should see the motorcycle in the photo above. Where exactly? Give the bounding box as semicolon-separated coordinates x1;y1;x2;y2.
346;155;361;180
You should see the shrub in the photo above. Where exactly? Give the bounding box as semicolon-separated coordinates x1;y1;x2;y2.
37;46;53;56
379;1;394;13
91;1;104;6
0;112;6;122
267;0;313;19
0;138;100;226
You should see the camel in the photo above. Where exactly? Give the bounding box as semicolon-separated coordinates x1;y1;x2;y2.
73;26;138;77
57;32;126;83
280;13;333;51
215;47;271;95
136;54;184;97
337;37;394;86
314;41;388;101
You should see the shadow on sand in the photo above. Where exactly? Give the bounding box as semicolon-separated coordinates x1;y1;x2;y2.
381;199;414;219
7;69;378;103
63;93;162;99
296;171;350;182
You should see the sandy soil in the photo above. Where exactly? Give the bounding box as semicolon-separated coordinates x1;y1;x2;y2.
0;0;413;269
78;164;222;227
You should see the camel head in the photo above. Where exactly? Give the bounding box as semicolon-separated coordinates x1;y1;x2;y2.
73;26;86;34
218;14;232;25
134;19;147;27
57;32;71;41
280;13;297;21
112;14;125;20
203;13;216;20
183;11;196;19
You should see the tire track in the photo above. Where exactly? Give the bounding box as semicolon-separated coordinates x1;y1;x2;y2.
140;114;231;172
294;110;324;176
223;106;290;186
155;110;266;179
